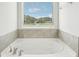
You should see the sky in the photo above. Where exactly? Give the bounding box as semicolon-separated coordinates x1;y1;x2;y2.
24;2;53;18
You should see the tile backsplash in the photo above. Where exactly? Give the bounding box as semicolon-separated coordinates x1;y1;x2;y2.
0;30;17;54
59;30;78;56
18;29;58;38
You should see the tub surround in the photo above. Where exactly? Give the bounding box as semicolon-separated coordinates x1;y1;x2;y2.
0;29;78;57
17;29;58;38
0;30;17;55
59;30;78;56
1;38;76;57
17;29;78;56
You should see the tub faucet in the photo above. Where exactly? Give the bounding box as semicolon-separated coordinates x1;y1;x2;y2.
18;49;23;56
12;47;18;55
9;47;12;52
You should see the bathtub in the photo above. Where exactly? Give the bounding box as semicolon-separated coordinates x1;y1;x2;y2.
1;38;77;57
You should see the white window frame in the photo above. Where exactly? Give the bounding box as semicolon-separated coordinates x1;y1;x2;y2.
17;2;59;29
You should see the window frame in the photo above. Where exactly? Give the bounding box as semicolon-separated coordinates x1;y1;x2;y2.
17;2;59;29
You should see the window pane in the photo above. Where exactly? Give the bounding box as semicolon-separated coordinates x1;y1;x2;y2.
24;2;53;27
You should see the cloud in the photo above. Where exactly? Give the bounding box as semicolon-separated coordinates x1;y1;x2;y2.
35;14;52;19
35;16;46;19
28;8;41;13
48;13;52;17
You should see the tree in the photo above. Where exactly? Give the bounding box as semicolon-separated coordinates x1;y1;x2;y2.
24;15;37;24
24;15;53;24
37;17;52;23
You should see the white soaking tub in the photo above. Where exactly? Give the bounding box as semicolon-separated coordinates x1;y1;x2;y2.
1;38;77;57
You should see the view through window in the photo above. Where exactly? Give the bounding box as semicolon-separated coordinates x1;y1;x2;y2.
24;2;53;27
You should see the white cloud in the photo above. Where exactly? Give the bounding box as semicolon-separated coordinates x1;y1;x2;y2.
35;15;52;19
35;14;52;18
48;13;52;17
28;8;41;13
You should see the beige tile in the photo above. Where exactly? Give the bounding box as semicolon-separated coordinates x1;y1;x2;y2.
0;30;17;54
18;29;58;38
59;30;78;56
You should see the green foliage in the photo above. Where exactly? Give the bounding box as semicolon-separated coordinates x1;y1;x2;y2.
24;15;37;24
24;15;53;24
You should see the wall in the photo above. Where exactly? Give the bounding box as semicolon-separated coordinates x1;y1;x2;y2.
0;2;17;36
0;2;17;54
59;2;79;37
59;2;79;56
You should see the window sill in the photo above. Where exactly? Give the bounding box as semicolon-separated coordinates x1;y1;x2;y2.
20;25;56;29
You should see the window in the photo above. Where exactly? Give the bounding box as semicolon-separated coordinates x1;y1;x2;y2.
17;2;58;28
24;2;54;27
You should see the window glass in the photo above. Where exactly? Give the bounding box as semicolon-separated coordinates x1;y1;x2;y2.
24;2;53;27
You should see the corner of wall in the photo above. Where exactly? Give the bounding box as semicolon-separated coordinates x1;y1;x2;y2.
59;30;78;56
